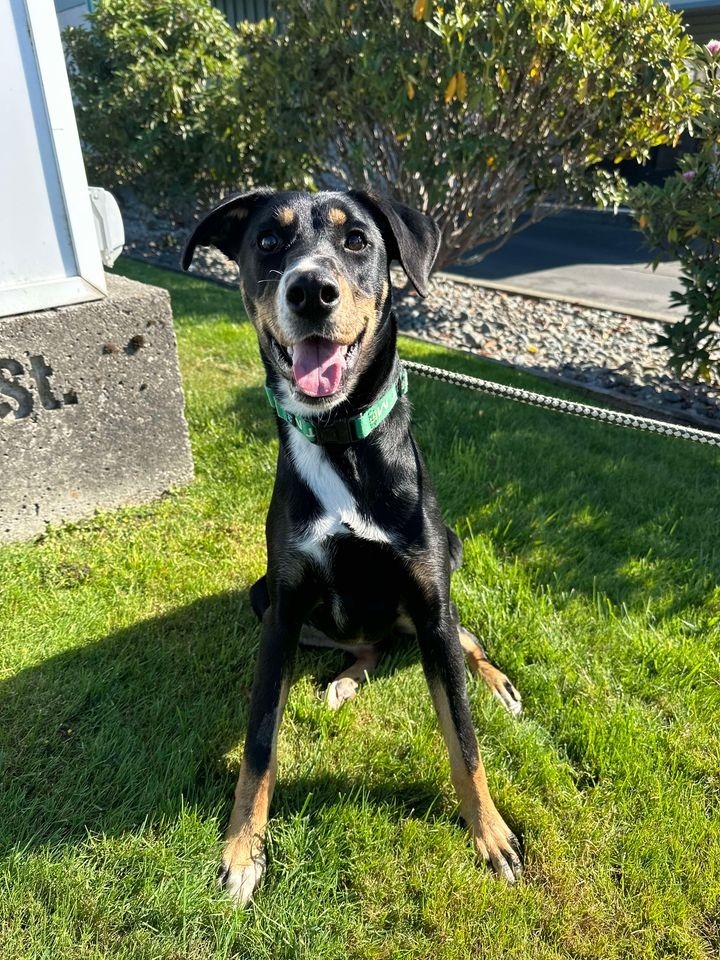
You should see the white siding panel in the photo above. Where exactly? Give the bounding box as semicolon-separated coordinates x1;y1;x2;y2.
0;0;104;318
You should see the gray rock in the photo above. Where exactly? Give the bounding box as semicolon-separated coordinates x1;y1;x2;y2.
0;274;193;543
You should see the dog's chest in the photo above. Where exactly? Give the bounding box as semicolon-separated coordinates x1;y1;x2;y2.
286;429;395;564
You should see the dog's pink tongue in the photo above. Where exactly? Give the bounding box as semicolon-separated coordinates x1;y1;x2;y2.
292;337;347;397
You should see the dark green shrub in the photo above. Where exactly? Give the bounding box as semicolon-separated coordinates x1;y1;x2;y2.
628;41;720;382
63;0;267;206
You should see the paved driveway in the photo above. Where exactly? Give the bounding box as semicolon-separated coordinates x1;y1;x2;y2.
446;209;684;321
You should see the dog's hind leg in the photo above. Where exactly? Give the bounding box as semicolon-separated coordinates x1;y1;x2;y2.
299;627;382;710
458;624;522;717
325;644;382;710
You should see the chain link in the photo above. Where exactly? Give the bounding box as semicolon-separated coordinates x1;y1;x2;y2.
402;360;720;448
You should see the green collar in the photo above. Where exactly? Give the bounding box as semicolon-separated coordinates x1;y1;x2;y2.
265;366;408;445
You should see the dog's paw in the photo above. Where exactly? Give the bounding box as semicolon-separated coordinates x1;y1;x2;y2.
217;849;267;907
325;676;359;710
473;818;523;884
489;673;522;718
477;663;522;718
460;631;522;718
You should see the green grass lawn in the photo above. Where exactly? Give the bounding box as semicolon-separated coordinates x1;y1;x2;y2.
1;259;719;960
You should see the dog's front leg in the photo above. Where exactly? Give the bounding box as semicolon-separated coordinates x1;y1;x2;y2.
218;603;299;906
414;605;523;883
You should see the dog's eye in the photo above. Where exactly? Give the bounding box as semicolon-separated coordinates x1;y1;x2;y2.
257;232;280;253
345;230;367;252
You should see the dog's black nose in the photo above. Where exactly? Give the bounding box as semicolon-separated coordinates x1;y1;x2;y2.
285;271;340;316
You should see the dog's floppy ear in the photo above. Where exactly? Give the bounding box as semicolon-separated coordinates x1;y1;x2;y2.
349;191;441;297
181;188;276;270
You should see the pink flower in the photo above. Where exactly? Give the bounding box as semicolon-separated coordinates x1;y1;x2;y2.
682;170;696;181
706;39;720;54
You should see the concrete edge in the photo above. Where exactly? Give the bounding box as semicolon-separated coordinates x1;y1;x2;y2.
434;270;675;326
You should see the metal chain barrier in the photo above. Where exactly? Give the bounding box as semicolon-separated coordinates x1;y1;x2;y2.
402;359;720;448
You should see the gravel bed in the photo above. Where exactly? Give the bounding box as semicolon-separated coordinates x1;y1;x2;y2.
394;278;720;429
121;198;720;433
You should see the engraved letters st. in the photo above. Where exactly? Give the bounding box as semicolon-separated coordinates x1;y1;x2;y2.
0;356;78;422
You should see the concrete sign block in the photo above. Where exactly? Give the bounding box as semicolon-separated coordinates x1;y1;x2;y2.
0;274;194;543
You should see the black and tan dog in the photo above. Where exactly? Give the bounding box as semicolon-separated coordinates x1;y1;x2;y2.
182;188;523;905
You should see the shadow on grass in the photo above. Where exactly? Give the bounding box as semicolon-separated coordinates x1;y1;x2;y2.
0;591;444;858
225;381;278;446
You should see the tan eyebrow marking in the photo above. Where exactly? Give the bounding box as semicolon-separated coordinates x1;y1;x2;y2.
276;207;295;226
328;207;347;226
229;207;249;221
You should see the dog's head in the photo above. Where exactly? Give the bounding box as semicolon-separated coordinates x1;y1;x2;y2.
182;189;440;410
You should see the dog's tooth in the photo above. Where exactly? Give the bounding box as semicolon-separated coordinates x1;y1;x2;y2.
288;346;294;358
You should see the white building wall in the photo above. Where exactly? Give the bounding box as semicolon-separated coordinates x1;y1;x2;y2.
1;0;105;317
55;0;90;30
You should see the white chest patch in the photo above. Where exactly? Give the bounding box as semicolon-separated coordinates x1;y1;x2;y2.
286;428;393;564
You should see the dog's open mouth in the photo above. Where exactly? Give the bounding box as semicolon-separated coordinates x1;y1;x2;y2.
272;334;361;398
